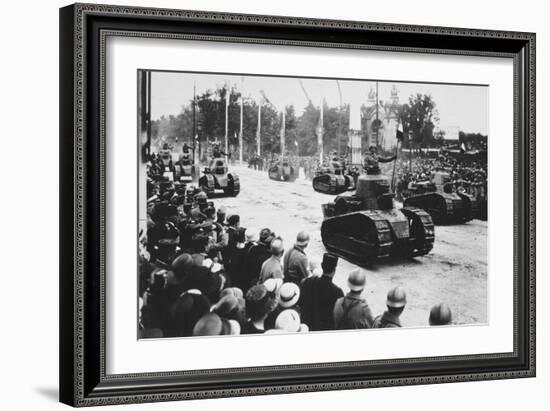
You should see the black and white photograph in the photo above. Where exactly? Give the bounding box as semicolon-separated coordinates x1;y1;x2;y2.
137;70;488;339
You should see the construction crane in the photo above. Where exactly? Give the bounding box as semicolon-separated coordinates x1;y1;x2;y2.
298;79;313;105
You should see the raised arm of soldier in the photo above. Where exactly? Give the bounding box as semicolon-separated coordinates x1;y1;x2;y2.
363;145;397;173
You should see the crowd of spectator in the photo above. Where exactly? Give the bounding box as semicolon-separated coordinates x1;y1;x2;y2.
140;158;453;338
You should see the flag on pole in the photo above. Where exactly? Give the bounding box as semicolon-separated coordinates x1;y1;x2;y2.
396;122;404;142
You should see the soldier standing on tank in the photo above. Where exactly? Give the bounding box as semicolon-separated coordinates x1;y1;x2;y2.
179;142;193;165
212;143;228;159
363;145;397;174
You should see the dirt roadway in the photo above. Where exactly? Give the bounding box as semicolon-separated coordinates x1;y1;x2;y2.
211;165;487;327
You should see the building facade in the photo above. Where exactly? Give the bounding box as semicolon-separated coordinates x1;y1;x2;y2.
363;84;403;151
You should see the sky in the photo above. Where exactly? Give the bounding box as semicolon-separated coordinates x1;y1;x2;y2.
149;71;489;135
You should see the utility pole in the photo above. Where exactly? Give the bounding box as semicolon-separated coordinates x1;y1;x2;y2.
375;81;379;148
336;80;343;156
239;77;244;165
318;99;324;163
256;102;261;156
192;82;196;164
280;108;285;155
225;86;229;155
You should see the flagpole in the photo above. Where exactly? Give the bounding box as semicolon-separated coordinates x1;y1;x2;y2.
391;140;399;192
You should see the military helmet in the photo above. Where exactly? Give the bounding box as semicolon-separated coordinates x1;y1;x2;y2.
347;269;366;292
429;303;452;326
386;286;407;308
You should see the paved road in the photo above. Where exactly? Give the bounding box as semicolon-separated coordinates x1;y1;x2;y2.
212;165;487;327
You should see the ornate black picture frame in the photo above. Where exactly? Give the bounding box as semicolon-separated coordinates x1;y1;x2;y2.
59;3;535;407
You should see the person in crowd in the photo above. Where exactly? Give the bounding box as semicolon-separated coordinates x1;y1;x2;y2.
333;269;374;329
169;290;211;337
243;284;277;334
192;312;240;336
148;220;181;269
258;237;285;283
223;214;241;268
429;303;453;326
299;253;344;331
265;282;300;329
211;293;247;328
225;228;249;292
373;286;407;328
283;231;310;284
189;233;210;267
202;206;228;260
263;278;283;300
216;206;227;227
244;228;275;289
274;309;309;333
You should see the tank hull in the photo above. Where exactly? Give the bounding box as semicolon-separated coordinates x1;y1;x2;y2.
312;173;354;194
403;192;478;224
268;164;297;182
321;207;434;266
199;158;240;197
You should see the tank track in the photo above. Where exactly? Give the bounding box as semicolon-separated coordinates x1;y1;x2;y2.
230;174;240;196
401;207;435;257
320;211;394;266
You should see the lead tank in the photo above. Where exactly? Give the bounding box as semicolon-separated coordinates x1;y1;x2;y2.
403;171;479;224
321;171;434;266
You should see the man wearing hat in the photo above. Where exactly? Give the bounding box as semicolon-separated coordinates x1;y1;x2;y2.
222;214;241;271
192;312;240;336
168;290;211;337
429;303;452;326
363;145;396;175
373;286;407;328
299;253;344;331
148;221;181;268
333;269;374;329
283;231;311;285
244;228;274;290
258;237;285;284
274;309;308;333
265;282;301;330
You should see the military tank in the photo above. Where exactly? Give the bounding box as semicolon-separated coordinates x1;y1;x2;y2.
198;157;240;197
403;171;479;224
268;157;298;182
158;144;175;181
174;146;196;182
313;158;355;194
321;171;434;266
